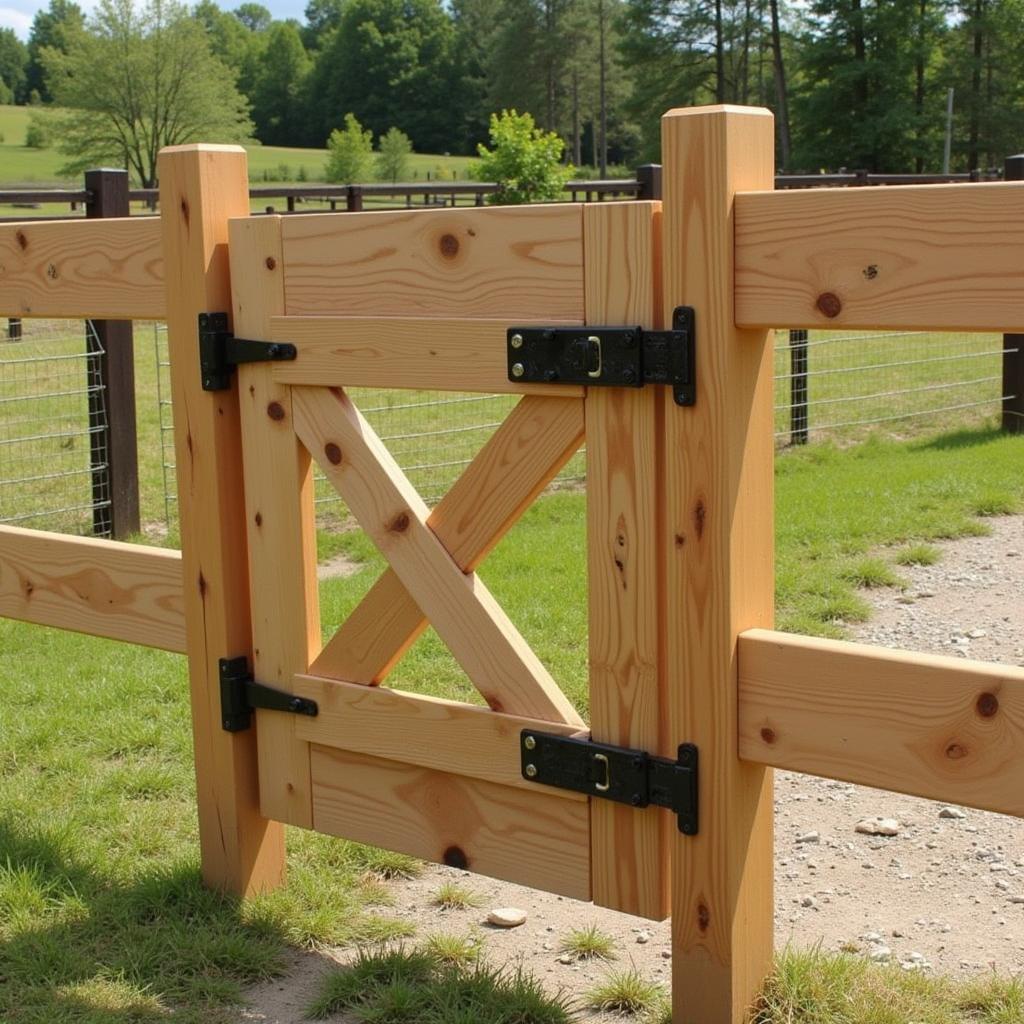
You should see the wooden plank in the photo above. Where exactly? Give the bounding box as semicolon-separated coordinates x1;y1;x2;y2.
738;629;1024;817
293;674;586;797
735;182;1024;331
159;144;285;896
0;524;184;653
280;204;585;320
293;386;583;727
230;216;321;829
661;106;776;1024
269;316;583;396
0;217;164;319
311;744;591;900
583;202;668;921
311;395;583;683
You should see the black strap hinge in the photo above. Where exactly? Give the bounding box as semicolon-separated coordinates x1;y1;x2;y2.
219;656;318;732
520;731;698;835
507;306;696;406
199;312;297;391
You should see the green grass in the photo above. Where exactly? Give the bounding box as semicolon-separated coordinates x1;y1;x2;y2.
895;541;943;566
433;881;482;911
587;966;665;1015
559;924;618;962
421;931;483;967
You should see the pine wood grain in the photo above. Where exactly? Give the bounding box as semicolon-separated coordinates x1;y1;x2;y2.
0;217;165;319
159;144;285;896
292;674;586;797
230;216;321;829
281;204;584;320
311;395;583;683
583;202;668;921
661;106;776;1024
738;629;1024;817
735;182;1024;331
292;386;583;726
311;744;591;899
0;524;184;652
268;316;583;396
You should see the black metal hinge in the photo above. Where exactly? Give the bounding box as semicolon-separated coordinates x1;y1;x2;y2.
219;656;318;732
507;306;696;406
520;731;698;835
199;312;297;391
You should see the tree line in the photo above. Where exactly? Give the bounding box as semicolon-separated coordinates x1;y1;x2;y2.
1;0;1022;180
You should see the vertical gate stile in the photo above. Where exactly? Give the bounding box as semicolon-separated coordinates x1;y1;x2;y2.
229;216;321;828
584;202;669;921
159;145;286;896
661;108;776;1023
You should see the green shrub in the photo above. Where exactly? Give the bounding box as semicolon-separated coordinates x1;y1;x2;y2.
474;109;573;204
376;126;413;183
325;113;373;184
25;112;50;149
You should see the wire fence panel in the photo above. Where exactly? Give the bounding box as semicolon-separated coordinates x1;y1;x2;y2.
0;319;109;535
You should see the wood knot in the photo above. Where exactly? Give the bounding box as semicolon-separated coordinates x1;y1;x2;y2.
976;692;999;718
197;572;207;598
945;742;967;760
180;198;190;225
693;499;706;540
46;263;58;280
267;401;285;421
439;233;460;259
324;442;342;465
816;292;842;318
22;579;34;598
254;512;263;527
674;533;685;548
760;727;776;745
389;511;411;533
15;230;27;250
697;902;710;932
265;256;277;270
443;845;468;869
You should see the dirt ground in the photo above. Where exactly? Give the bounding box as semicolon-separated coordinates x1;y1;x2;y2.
241;516;1024;1022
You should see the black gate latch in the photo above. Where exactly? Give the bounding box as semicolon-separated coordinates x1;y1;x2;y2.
199;312;297;391
219;656;318;732
507;306;696;406
520;731;699;835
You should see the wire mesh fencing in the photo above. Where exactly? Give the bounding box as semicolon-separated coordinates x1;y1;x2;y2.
0;319;110;535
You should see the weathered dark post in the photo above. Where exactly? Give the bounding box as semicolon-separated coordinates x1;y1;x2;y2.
85;168;140;538
636;163;662;200
790;328;809;445
1004;155;1024;434
347;185;363;211
7;318;21;339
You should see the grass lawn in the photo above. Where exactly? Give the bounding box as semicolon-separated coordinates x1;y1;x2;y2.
2;420;1023;1020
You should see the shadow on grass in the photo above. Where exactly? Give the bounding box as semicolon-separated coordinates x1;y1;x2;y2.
912;424;1008;453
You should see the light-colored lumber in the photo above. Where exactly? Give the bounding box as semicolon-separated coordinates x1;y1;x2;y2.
293;386;583;726
0;524;184;653
311;744;591;900
311;395;583;683
738;629;1024;817
280;204;585;320
229;216;321;829
293;674;585;797
159;143;284;896
0;217;164;319
661;106;776;1024
735;182;1024;331
268;316;582;396
583;202;668;921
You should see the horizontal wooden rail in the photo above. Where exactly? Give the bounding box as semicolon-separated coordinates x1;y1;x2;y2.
0;525;185;653
738;628;1024;817
293;674;586;796
0;217;165;319
270;316;583;395
735;182;1024;332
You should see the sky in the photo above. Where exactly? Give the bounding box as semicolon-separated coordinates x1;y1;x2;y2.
0;0;307;40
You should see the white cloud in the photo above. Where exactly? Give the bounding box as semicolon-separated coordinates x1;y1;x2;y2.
0;6;34;38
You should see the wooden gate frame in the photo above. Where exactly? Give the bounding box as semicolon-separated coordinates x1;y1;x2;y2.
0;107;1022;1024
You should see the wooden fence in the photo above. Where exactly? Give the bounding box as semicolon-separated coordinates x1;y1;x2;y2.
0;109;1022;1024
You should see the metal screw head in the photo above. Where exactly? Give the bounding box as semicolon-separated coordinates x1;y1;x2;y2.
525;763;538;778
510;333;524;349
524;735;536;751
511;362;525;378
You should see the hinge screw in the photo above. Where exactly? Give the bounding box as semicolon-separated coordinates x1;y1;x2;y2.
511;333;524;349
511;362;525;378
525;763;538;778
524;735;536;750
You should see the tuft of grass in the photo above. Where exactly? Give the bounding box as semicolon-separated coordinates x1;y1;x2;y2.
434;881;481;911
894;542;942;566
588;967;664;1016
839;556;903;589
421;931;483;967
559;923;618;962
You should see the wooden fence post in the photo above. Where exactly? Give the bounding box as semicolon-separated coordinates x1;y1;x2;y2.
85;168;140;538
660;106;775;1024
159;144;286;896
1003;154;1024;434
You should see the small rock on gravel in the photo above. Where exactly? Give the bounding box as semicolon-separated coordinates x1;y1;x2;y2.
869;946;893;963
856;817;901;836
796;831;820;844
939;806;966;819
487;907;527;928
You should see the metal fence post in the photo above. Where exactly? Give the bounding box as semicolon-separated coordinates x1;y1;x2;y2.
1003;154;1024;434
790;328;809;444
635;163;662;200
85;168;140;538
